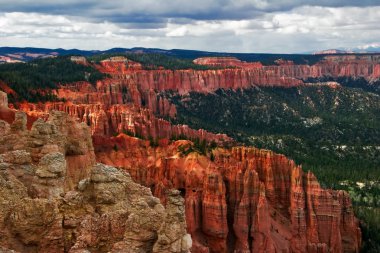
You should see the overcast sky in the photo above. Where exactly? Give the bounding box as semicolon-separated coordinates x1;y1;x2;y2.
0;0;379;53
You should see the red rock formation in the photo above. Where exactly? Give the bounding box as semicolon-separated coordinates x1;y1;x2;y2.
0;81;16;97
84;55;380;107
97;56;143;73
54;79;176;117
0;94;39;130
374;63;380;78
32;54;377;129
95;136;361;253
0;91;7;107
117;68;302;95
193;57;263;68
194;55;380;81
18;101;232;145
0;101;191;253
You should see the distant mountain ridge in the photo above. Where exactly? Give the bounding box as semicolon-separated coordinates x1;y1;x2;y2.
313;46;380;55
313;49;354;55
1;46;380;65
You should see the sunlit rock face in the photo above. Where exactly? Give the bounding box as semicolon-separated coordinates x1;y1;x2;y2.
95;135;362;253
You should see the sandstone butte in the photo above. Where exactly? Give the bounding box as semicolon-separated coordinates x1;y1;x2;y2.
0;95;192;253
1;53;376;253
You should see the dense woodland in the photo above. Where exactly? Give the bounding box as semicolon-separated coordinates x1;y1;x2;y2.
0;56;106;103
164;85;380;252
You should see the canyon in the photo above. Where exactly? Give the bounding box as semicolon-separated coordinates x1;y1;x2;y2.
1;53;378;252
102;55;380;95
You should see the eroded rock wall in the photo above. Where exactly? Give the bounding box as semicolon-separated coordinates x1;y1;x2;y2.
95;136;362;253
0;101;191;253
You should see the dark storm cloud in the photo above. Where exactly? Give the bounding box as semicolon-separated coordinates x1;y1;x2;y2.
1;0;380;23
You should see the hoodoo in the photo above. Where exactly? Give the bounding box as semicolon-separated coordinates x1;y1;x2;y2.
0;94;191;253
95;138;362;253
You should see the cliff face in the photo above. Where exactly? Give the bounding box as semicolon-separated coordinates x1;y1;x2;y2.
112;68;303;94
0;102;191;253
193;57;263;68
18;102;232;145
0;91;7;107
97;56;143;73
95;135;361;253
194;55;380;81
14;56;232;142
55;78;177;118
76;55;380;114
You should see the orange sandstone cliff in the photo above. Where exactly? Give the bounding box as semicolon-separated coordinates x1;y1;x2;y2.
194;55;380;81
18;101;232;145
94;135;362;253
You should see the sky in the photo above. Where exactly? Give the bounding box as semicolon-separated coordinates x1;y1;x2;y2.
0;0;380;53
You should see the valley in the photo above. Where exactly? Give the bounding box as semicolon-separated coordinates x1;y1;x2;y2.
0;50;379;252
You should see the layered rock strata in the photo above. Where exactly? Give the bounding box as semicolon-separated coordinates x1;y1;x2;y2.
95;135;362;253
15;54;379;138
0;101;191;253
193;57;263;68
194;55;380;81
18;102;232;144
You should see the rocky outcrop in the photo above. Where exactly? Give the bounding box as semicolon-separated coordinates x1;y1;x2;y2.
98;56;143;73
96;136;361;253
0;91;7;107
70;56;88;65
0;102;191;253
53;79;176;118
260;60;380;81
193;57;263;68
18;102;232;144
194;55;380;81
115;68;303;94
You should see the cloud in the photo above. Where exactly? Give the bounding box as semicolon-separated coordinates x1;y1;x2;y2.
358;42;380;49
1;0;379;23
0;1;379;53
